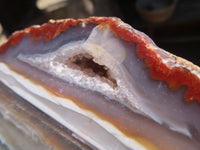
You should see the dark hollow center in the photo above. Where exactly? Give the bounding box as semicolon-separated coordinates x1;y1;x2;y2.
65;53;117;88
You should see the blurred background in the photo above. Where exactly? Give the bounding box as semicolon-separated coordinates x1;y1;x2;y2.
0;0;199;66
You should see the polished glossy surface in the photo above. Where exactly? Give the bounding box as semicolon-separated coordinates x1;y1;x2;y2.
0;17;200;150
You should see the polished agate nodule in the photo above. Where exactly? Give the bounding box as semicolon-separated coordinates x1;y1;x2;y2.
0;17;200;150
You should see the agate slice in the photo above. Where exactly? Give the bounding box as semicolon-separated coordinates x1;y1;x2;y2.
0;17;200;150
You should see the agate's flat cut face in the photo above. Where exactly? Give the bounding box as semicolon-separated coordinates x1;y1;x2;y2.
0;17;200;150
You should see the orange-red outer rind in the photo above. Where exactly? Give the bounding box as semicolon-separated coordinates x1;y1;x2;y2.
0;17;200;102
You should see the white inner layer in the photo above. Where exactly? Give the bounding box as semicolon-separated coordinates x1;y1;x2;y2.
0;62;147;150
17;26;141;111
